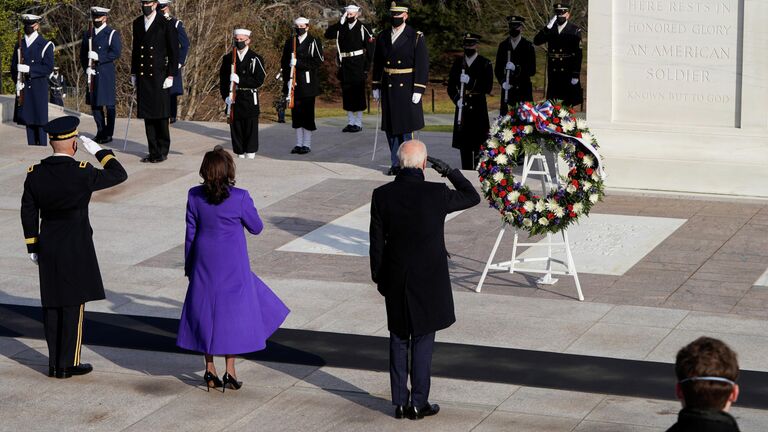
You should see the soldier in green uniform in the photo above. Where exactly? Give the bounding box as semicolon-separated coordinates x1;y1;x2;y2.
21;116;127;379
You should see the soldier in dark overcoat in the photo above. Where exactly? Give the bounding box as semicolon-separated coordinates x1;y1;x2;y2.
371;1;429;175
324;4;375;132
370;142;480;419
130;0;180;163
48;67;66;107
158;0;190;123
21;116;127;378
448;33;493;170
533;2;583;107
495;15;536;114
220;28;267;158
281;17;324;155
12;14;54;146
80;6;122;144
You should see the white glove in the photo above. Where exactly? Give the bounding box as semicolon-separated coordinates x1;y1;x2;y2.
290;58;297;67
372;89;380;101
571;78;579;85
86;67;96;76
163;77;173;89
456;98;463;107
505;61;516;71
88;50;99;61
17;64;30;73
131;75;137;87
225;96;232;105
15;81;25;93
340;11;347;25
63;94;67;98
547;15;558;29
411;93;422;104
502;82;511;90
178;63;183;69
80;136;103;155
29;253;38;265
230;73;240;84
459;73;470;84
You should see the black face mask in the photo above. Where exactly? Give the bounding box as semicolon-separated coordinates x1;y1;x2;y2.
142;5;154;16
234;40;246;50
509;27;521;37
93;19;103;28
347;16;356;24
23;24;35;35
556;15;567;25
295;27;307;36
391;16;404;27
463;48;476;56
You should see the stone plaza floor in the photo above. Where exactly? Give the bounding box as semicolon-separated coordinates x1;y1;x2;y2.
0;113;767;431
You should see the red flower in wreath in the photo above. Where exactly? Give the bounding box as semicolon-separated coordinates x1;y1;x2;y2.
569;211;577;218
577;151;585;159
518;195;527;203
500;179;507;186
547;213;555;220
586;168;594;175
499;191;507;198
571;179;579;187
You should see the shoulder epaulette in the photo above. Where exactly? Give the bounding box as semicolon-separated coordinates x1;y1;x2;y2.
79;161;89;169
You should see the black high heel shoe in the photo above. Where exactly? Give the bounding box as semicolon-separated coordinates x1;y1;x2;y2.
203;371;223;392
222;372;242;392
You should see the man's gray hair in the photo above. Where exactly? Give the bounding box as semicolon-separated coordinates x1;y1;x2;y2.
397;140;427;169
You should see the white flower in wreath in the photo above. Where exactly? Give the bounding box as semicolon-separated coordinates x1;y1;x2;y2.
576;118;588;129
558;109;569;118
589;193;599;204
523;218;533;227
591;172;600;181
538;218;550;226
547;199;564;217
573;202;585;214
582;180;592;191
566;184;577;193
502;129;515;143
523;125;534;134
581;132;593;143
523;201;534;212
535;200;546;212
582;155;594;167
489;123;500;135
509;191;521;202
492;172;504;182
562;120;576;133
506;144;517;156
495;154;509;165
487;138;499;149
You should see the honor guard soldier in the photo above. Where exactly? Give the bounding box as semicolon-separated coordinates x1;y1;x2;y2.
158;0;190;124
534;2;583;107
131;0;180;163
448;33;493;170
81;7;122;144
281;17;324;155
21;116;127;379
324;4;375;133
221;29;267;159
48;67;66;107
371;1;429;175
12;14;55;146
495;16;536;115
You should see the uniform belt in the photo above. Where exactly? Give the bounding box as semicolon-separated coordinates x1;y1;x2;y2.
384;67;413;74
340;50;364;58
236;88;259;91
548;53;573;59
41;208;88;221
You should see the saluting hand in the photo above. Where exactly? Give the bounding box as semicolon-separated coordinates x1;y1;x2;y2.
427;156;453;177
547;15;558;29
79;136;103;156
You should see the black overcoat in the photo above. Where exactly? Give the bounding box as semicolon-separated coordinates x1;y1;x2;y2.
447;55;493;152
371;25;429;136
220;49;266;119
130;14;179;119
369;169;480;338
494;37;536;108
534;22;583;106
21;150;128;307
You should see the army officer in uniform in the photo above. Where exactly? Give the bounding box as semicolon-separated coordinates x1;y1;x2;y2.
534;2;583;107
21;116;128;379
495;15;536;114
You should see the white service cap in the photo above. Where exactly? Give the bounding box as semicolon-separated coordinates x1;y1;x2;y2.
294;17;310;26
90;6;111;14
158;0;172;4
234;28;252;37
345;5;361;12
21;14;42;22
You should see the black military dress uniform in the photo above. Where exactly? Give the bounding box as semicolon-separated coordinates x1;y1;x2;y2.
48;69;66;106
495;16;536;114
131;7;179;162
534;3;583;107
281;30;324;138
21;116;127;378
220;47;266;155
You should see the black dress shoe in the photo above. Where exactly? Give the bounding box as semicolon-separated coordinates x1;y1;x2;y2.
394;405;406;419
170;118;177;124
290;146;301;154
55;368;72;379
342;124;353;132
298;146;311;154
140;155;155;163
65;363;93;376
151;155;168;163
97;136;113;144
349;125;362;133
407;403;440;420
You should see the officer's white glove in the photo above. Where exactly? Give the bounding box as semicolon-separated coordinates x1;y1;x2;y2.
459;73;470;84
163;77;173;89
411;93;422;104
130;75;137;87
456;97;463;107
88;50;99;61
86;67;96;76
502;82;511;90
63;94;67;98
17;64;30;73
290;58;297;67
80;136;103;155
505;61;516;71
225;96;232;105
29;253;38;265
178;63;183;69
340;11;347;25
571;78;579;85
15;81;25;93
230;73;240;84
372;89;380;101
547;15;558;29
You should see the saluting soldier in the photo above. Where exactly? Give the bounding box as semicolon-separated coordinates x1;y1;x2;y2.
371;0;429;176
158;0;190;124
220;28;266;159
281;17;324;155
131;0;180;163
12;14;55;147
324;4;375;133
21;116;127;379
534;2;583;107
495;15;536;115
80;6;122;144
448;33;493;170
48;67;66;107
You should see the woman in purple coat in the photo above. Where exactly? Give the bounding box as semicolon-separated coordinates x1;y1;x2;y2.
177;146;289;391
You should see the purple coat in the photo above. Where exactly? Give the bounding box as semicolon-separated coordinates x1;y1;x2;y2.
177;186;289;355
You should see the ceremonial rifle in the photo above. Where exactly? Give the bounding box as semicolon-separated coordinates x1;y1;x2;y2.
287;28;297;109
226;41;237;124
16;24;25;107
88;21;95;98
504;50;511;103
457;59;467;129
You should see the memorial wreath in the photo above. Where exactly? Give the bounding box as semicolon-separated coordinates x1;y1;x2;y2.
477;100;606;235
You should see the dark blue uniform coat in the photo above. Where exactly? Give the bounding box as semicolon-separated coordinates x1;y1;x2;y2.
80;25;122;108
12;34;54;126
168;17;190;96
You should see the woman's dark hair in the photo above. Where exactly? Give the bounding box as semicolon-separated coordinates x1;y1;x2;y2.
199;145;236;205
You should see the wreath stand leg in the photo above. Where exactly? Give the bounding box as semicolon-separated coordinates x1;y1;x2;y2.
475;153;584;301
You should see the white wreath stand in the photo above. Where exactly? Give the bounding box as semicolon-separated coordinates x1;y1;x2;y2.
475;152;584;301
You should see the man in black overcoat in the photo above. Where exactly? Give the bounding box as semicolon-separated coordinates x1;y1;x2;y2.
495;15;536;114
130;0;179;163
448;33;493;170
21;116;128;379
533;2;583;107
369;140;480;420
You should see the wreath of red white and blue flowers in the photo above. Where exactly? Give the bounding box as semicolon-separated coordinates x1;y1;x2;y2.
477;100;606;235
